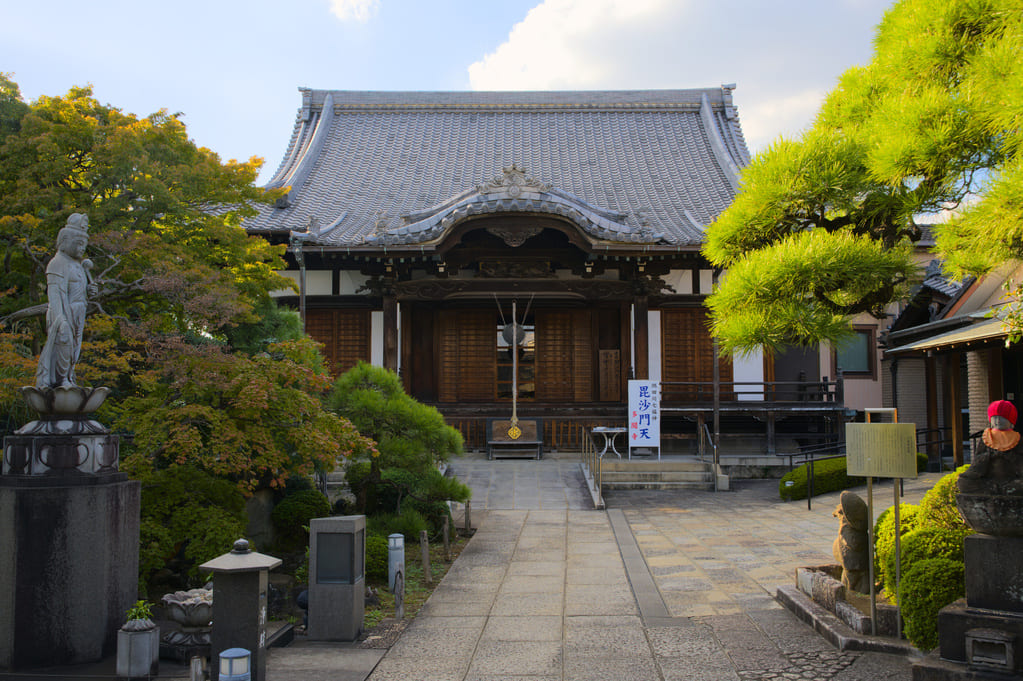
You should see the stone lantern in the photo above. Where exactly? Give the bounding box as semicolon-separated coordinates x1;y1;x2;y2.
200;539;281;681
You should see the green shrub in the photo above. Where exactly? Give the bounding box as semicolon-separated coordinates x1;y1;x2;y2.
138;466;248;591
882;525;969;599
779;457;864;500
367;508;430;542
873;503;921;587
779;452;928;501
918;465;971;530
272;489;332;551
366;534;389;582
901;558;964;651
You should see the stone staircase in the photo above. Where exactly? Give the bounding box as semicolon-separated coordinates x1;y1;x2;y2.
599;459;726;491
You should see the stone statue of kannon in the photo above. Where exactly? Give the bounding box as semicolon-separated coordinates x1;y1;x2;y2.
35;213;96;390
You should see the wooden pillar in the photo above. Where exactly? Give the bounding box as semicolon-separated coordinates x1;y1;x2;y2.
383;291;398;372
947;352;964;467
633;295;649;380
925;354;940;466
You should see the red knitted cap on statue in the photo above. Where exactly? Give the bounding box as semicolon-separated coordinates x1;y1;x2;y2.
988;400;1018;426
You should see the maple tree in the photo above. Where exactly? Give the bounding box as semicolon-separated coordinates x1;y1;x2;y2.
0;76;372;488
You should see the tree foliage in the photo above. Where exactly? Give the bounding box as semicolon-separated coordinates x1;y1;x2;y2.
704;0;1023;353
0;78;369;489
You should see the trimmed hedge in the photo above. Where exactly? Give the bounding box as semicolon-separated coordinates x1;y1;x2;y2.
873;503;921;586
779;457;864;501
901;557;965;651
778;452;928;501
882;525;969;599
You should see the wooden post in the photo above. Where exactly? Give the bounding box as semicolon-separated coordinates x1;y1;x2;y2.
419;530;432;585
464;500;471;533
383;291;398;372
442;515;451;562
633;295;649;380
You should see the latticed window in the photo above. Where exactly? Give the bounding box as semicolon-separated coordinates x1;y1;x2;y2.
305;309;370;376
661;308;732;401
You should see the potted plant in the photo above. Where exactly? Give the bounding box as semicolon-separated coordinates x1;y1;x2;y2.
116;600;159;679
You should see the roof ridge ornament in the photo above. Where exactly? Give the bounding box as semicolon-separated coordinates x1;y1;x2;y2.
477;165;552;197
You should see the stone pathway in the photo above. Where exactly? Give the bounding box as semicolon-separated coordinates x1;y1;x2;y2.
359;462;938;680
448;458;593;510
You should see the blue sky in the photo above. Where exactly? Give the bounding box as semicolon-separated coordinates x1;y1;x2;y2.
2;0;891;184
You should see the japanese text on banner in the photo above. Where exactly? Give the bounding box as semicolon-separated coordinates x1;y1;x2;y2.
628;380;660;449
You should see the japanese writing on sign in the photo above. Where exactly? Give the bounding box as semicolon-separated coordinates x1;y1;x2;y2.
628;380;661;450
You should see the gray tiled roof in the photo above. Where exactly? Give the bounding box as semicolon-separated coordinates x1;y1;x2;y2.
245;88;750;249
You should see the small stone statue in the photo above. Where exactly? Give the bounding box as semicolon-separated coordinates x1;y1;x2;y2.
833;490;870;593
958;400;1023;497
35;213;96;390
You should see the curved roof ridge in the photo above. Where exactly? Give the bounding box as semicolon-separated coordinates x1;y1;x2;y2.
304;88;728;112
267;92;336;195
699;93;741;192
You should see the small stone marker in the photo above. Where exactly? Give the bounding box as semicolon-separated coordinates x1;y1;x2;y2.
420;530;432;585
442;515;451;562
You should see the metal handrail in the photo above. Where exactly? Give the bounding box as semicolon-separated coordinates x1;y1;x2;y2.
700;422;719;492
579;426;605;509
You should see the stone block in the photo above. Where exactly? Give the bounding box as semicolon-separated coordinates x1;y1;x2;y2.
0;475;140;669
965;534;1023;612
937;599;1023;673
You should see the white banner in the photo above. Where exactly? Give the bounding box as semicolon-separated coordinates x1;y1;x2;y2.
628;380;661;452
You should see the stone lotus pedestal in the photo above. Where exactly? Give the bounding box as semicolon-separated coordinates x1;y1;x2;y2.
913;494;1023;679
159;588;213;662
0;385;139;671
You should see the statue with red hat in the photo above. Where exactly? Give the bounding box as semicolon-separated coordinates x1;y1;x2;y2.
958;399;1023;498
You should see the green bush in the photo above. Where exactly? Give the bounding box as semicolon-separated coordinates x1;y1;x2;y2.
918;465;971;530
779;457;864;500
346;461;470;537
366;534;389;582
367;508;430;542
873;503;921;588
882;525;969;599
778;452;928;501
272;489;331;551
901;558;965;651
138;466;248;592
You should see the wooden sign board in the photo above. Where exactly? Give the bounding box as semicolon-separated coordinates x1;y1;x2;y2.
846;423;918;479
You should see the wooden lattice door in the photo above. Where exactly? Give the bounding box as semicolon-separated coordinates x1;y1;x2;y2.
305;309;370;376
438;310;496;402
535;309;593;402
661;308;732;401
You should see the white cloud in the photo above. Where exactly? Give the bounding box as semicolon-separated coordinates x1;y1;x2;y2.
468;0;687;90
328;0;379;23
468;0;888;157
740;89;828;152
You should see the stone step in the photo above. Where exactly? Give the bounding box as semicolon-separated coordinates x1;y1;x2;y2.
601;480;717;490
601;460;712;472
601;470;713;483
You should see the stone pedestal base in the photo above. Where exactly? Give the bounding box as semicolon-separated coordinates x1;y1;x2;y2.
914;532;1023;680
0;474;140;669
965;534;1023;611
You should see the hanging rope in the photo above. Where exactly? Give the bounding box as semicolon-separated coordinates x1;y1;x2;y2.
493;293;507;327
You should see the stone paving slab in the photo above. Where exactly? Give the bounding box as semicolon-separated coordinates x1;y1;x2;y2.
259;464;944;681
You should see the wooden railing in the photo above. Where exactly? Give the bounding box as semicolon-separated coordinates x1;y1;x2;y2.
445;415;624;452
659;376;844;405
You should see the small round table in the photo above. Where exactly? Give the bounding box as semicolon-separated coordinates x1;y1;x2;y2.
591;426;627;459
